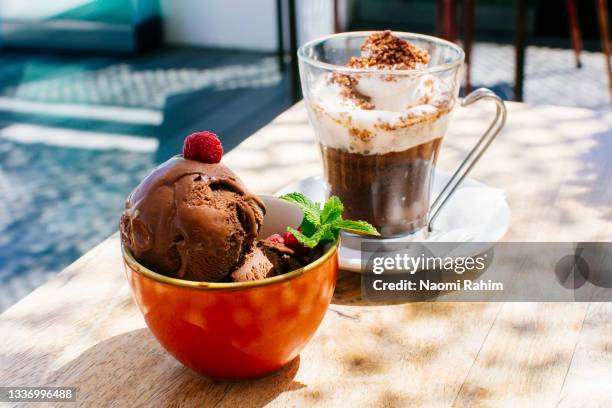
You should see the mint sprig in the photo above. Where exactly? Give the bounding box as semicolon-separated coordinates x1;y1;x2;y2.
279;192;380;248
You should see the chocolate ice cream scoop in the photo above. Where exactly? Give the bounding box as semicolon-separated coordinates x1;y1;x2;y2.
231;240;304;282
120;156;265;282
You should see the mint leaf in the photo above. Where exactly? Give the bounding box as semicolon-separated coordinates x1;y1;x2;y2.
318;223;337;243
281;193;380;248
320;195;343;224
280;192;321;227
299;218;318;237
333;219;380;236
286;227;324;248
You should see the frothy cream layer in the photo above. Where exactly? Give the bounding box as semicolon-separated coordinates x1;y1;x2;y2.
308;73;454;155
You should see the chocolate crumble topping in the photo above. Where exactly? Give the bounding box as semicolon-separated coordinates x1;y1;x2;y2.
348;30;430;70
329;73;374;110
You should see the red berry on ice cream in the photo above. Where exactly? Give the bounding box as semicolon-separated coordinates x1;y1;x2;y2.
282;231;307;254
265;234;285;245
183;131;223;163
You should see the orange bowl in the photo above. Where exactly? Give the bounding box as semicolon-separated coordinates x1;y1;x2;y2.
122;196;339;380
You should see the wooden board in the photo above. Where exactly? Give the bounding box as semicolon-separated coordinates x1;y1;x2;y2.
1;102;611;407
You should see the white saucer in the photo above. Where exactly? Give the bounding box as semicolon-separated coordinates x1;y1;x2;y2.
275;170;511;272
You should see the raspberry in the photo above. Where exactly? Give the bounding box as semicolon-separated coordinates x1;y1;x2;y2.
265;234;284;245
183;131;223;163
282;231;307;255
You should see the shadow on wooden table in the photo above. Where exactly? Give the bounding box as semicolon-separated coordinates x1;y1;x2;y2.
48;328;305;406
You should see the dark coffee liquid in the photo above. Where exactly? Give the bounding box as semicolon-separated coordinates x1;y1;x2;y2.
321;138;443;237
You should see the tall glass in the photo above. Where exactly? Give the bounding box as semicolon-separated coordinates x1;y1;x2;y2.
298;32;506;237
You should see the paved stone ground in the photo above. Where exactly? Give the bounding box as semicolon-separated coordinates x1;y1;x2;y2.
0;42;610;312
472;43;610;108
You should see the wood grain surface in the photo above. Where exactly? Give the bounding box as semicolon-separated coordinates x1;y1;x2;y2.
1;102;611;407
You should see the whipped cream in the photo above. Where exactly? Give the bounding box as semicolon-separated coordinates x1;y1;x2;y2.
307;73;454;155
306;31;457;155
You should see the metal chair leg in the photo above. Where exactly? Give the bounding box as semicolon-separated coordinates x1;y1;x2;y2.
436;0;444;37
596;0;612;102
276;0;285;73
333;0;341;33
287;0;300;103
437;0;458;41
513;0;528;102
463;0;475;94
566;0;583;68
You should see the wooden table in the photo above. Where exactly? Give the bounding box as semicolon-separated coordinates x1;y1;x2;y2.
1;102;611;407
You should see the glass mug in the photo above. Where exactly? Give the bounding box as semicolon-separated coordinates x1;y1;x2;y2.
298;32;506;238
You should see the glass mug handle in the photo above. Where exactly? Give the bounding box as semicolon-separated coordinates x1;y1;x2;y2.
427;88;508;232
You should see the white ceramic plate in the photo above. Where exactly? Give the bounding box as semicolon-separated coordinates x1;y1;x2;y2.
275;170;511;272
